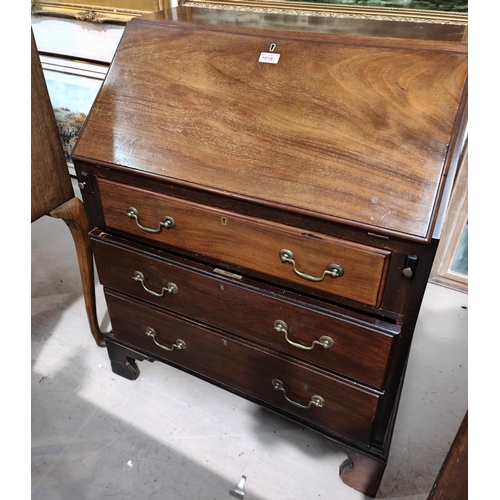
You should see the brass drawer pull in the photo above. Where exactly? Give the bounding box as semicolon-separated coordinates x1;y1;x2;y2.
272;379;325;409
274;320;334;351
133;271;179;297
279;249;344;282
145;327;186;351
127;206;175;233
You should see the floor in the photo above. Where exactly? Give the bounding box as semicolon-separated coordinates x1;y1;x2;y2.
31;183;468;500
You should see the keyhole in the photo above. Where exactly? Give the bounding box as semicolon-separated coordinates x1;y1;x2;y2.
269;43;276;52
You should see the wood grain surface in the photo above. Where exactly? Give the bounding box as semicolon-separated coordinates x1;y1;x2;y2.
92;232;398;388
70;10;468;496
105;288;381;445
73;8;467;241
31;29;74;222
97;179;391;306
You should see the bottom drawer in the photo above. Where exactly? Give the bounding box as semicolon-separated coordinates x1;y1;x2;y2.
105;290;381;445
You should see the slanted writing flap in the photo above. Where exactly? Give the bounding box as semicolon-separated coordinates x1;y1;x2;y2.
73;9;468;242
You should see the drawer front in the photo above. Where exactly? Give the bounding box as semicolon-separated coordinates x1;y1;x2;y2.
92;234;398;389
98;179;391;307
105;290;380;445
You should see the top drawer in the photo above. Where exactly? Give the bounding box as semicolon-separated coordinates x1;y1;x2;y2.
97;179;391;307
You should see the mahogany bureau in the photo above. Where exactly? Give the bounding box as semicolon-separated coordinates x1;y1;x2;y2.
72;7;468;497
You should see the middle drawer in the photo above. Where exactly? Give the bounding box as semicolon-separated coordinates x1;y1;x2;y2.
92;231;399;389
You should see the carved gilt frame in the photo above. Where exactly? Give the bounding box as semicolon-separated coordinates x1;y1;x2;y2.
181;0;468;24
31;1;468;24
31;1;167;23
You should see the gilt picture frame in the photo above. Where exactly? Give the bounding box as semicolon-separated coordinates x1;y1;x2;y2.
180;0;468;24
31;1;166;23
